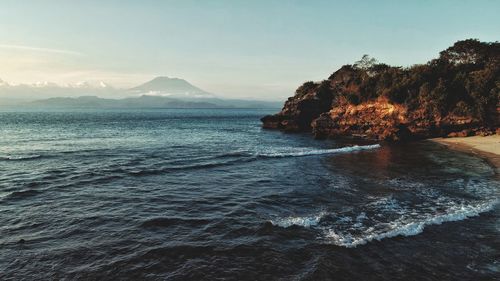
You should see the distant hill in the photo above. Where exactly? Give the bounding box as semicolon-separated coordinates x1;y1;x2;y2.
27;95;281;109
29;96;221;109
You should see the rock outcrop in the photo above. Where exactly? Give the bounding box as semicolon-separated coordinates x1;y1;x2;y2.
262;39;500;141
261;81;333;132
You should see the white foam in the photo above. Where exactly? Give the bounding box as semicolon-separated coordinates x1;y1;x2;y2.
325;199;498;248
337;216;353;223
356;212;367;221
271;212;327;228
386;178;426;189
0;154;42;161
462;179;499;197
368;196;407;214
259;144;380;158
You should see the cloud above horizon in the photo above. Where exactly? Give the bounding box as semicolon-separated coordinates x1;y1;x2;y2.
0;44;84;56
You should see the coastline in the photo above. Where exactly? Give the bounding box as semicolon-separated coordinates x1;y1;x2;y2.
430;135;500;174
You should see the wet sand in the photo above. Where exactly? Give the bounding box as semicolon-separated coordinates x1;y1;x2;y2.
431;135;500;173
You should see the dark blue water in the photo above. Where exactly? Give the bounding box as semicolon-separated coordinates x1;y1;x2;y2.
0;109;498;280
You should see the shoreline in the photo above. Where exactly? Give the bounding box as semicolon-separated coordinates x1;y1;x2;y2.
430;135;500;174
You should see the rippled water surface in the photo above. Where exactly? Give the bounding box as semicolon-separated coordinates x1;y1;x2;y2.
0;109;498;280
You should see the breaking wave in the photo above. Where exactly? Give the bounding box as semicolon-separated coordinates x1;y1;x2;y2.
130;144;382;175
257;144;381;158
0;154;42;161
325;199;497;248
270;212;327;228
270;199;498;248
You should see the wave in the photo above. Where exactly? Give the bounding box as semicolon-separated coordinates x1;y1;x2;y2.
270;212;327;228
0;154;42;161
324;199;498;248
118;145;382;176
4;189;42;200
215;151;253;158
128;157;255;176
270;198;497;248
257;144;380;158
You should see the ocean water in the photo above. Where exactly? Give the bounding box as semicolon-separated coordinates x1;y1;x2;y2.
0;109;498;280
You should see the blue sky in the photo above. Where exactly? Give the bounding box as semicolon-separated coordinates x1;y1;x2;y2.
0;0;498;100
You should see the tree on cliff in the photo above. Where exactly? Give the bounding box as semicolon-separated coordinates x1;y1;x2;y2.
439;39;499;65
354;55;378;70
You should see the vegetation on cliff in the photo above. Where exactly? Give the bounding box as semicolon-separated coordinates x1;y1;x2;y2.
262;39;499;141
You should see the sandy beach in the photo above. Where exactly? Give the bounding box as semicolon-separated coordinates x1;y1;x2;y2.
431;135;500;172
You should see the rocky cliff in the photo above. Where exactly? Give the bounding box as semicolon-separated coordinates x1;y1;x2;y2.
262;39;500;141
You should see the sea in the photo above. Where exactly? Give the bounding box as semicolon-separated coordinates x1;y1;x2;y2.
0;108;498;280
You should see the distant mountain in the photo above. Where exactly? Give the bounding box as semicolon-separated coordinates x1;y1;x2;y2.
0;76;282;108
129;76;214;98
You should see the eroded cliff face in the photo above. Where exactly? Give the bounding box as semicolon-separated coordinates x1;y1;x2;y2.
261;40;499;141
312;98;410;141
311;97;490;141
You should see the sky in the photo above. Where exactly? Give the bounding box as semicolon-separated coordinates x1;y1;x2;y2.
0;0;499;100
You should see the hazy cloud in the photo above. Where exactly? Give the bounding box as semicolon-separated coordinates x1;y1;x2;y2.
0;44;83;56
